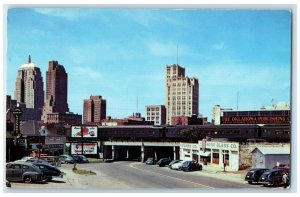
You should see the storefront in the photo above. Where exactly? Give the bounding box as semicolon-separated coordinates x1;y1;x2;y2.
180;140;240;171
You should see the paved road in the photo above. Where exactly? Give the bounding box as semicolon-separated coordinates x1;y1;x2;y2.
6;161;285;191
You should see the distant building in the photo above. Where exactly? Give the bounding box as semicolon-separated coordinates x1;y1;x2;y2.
171;115;206;125
45;112;82;125
14;56;44;121
212;103;290;125
166;64;199;125
145;105;166;125
83;95;106;124
42;61;69;123
101;113;154;126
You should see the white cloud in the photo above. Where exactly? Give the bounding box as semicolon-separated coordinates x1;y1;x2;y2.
146;41;191;57
33;8;95;21
212;42;225;50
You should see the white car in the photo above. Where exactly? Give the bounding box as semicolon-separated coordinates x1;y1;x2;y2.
170;160;186;170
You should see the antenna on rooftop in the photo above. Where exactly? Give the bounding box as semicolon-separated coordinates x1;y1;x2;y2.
237;91;239;110
177;44;179;66
136;96;139;113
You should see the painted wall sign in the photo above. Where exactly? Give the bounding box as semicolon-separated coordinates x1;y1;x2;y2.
221;116;290;124
71;126;98;138
71;143;97;154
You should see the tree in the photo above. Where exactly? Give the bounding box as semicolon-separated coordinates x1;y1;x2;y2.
180;127;198;142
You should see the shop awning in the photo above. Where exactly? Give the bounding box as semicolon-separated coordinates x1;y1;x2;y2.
199;151;211;157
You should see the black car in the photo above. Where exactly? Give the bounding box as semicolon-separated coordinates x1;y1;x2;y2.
33;163;62;181
145;157;154;165
72;155;89;163
182;161;202;172
259;169;286;187
245;168;269;184
157;158;171;167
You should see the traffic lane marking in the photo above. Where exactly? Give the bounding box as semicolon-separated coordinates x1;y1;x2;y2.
129;162;215;189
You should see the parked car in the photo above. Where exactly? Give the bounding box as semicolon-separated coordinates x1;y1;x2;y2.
168;160;181;168
145;157;155;165
72;155;89;163
259;169;286;187
245;168;269;184
170;160;185;170
18;157;53;166
33;163;62;181
157;158;172;167
273;164;290;173
182;161;202;172
6;162;44;183
59;155;75;164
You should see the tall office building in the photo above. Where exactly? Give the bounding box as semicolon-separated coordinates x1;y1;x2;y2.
83;95;106;124
14;56;44;120
41;61;69;122
166;64;199;125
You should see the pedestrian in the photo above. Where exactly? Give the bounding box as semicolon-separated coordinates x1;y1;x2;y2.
282;171;288;189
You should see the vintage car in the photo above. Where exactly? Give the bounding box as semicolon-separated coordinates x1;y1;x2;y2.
6;162;44;183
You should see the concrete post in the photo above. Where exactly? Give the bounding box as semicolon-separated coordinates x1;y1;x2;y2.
141;144;144;162
126;149;129;160
173;146;176;160
112;145;115;160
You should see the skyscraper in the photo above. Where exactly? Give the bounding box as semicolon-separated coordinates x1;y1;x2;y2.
166;64;199;125
83;95;106;124
14;55;44;120
41;61;69;122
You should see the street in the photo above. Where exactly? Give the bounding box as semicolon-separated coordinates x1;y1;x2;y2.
6;161;284;191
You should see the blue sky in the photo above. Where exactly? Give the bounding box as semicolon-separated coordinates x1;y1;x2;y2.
6;8;291;121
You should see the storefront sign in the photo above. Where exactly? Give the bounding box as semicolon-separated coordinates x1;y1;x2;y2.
71;143;97;154
221;116;290;124
205;141;239;151
180;143;199;150
71;126;98;138
45;144;64;150
12;107;22;135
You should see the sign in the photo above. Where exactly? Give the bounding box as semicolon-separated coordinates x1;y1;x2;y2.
45;144;64;150
71;126;97;138
71;143;97;154
205;141;239;151
180;143;199;150
12;107;23;135
221;116;290;124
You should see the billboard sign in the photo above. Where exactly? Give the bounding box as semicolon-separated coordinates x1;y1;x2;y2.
221;116;290;124
71;143;97;154
71;126;97;138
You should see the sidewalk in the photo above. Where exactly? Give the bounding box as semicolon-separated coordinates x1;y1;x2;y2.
200;164;247;183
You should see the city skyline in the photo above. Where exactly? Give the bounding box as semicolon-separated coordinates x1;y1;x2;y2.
6;8;291;120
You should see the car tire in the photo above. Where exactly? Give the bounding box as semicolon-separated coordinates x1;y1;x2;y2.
46;177;53;181
263;184;268;187
24;176;32;183
248;181;253;184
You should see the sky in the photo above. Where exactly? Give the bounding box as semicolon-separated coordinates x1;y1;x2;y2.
5;8;291;121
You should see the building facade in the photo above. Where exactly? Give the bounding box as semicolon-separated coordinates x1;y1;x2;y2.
46;112;82;125
146;105;166;125
42;61;69;123
212;103;290;125
83;95;106;124
166;64;199;125
14;56;44;121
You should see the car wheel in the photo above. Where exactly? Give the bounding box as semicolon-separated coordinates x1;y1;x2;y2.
248;181;253;184
46;177;53;181
24;176;32;183
263;184;268;187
